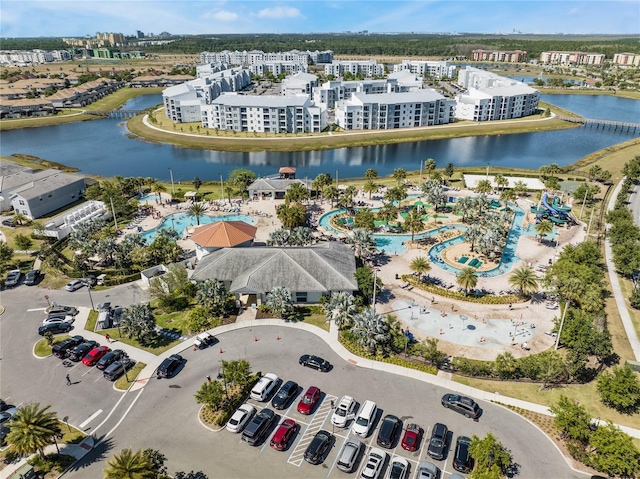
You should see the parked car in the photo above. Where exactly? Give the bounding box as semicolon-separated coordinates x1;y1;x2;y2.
96;349;126;370
0;406;19;445
336;437;364;472
38;322;72;336
82;346;111;366
271;380;299;410
4;270;22;288
387;456;409;479
193;331;216;349
64;279;85;292
226;403;256;433
1;218;15;227
453;436;473;473
360;447;387;479
415;461;439;479
269;418;297;451
304;430;333;465
156;354;184;378
250;373;279;402
377;414;401;449
427;423;449;460
24;269;40;286
352;400;377;437
331;395;357;427
47;304;78;316
68;340;98;362
241;408;275;446
299;354;331;372
297;386;321;415
52;335;84;358
401;423;423;452
441;393;481;419
42;315;75;326
103;357;136;381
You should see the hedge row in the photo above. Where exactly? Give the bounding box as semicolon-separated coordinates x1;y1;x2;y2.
402;275;521;305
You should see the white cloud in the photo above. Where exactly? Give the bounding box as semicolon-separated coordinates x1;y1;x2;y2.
256;6;302;19
205;10;239;22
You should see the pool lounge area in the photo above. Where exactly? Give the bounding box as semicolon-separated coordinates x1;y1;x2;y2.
140;213;257;242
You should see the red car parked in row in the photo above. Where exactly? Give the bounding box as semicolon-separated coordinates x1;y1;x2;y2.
270;418;297;451
82;346;111;366
296;386;321;415
401;423;424;452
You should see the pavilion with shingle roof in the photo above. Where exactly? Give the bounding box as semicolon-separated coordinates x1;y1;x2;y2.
191;221;257;260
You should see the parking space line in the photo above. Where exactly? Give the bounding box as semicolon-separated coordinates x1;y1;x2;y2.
286;394;337;467
27;308;47;312
79;409;103;429
81;367;94;377
325;431;349;478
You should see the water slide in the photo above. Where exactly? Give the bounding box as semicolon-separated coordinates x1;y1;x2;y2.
541;192;566;216
552;197;572;212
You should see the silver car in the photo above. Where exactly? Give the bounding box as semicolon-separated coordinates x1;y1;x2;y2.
65;279;85;292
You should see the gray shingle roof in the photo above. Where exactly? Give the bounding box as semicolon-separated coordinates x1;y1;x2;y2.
191;242;357;294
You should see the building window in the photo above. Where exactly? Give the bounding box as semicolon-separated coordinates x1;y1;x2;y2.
295;292;307;303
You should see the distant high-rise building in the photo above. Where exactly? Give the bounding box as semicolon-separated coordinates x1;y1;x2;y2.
136;30;145;39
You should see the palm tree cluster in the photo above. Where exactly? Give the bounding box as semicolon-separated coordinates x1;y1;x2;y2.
267;227;314;247
345;228;377;260
351;307;391;353
265;286;294;319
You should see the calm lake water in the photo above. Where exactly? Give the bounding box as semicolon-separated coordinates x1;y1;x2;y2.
0;93;637;182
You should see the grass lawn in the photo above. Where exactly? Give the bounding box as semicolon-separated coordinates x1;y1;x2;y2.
290;306;330;332
571;137;640;183
58;424;86;444
34;338;55;357
100;327;181;355
114;362;147;391
453;375;640;430
155;309;191;334
85;310;98;333
619;277;640;340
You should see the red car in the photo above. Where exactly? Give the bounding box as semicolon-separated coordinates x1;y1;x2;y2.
82;346;111;366
297;386;321;415
401;423;424;452
270;418;297;451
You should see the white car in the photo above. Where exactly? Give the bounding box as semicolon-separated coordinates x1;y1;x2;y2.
226;403;256;433
331;395;357;427
360;447;387;479
387;457;409;479
250;373;279;401
42;315;75;326
64;279;85;292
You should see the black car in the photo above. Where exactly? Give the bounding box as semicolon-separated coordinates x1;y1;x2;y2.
299;354;331;372
52;335;84;358
103;357;136;381
24;269;40;286
377;414;402;449
441;394;481;419
68;340;98;362
453;435;473;473
38;322;72;336
427;423;449;460
241;408;276;446
304;430;333;465
271;380;299;410
156;354;183;378
96;349;126;371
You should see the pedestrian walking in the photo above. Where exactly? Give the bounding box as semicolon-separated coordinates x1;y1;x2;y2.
330;399;335;409
105;333;111;343
206;375;211;383
66;374;71;386
451;304;455;312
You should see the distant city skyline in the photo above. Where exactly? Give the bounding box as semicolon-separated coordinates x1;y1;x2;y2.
1;1;639;38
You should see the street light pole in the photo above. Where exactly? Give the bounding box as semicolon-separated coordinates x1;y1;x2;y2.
419;160;423;189
168;168;176;195
219;174;224;201
86;285;95;310
372;268;378;313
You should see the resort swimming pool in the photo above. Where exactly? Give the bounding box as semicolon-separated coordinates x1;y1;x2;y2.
141;213;257;242
138;193;162;203
317;204;527;276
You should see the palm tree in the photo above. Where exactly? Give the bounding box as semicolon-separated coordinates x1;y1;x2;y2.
410;256;431;280
323;185;339;207
500;189;516;203
266;286;293;319
403;208;424;242
187;203;207;226
456;267;478;295
351;307;391;352
494;173;508;192
104;448;155;479
363;179;378;200
324;291;356;329
454;196;475;222
290;226;313;246
392;168;407;186
475;179;493;194
148;179;167;198
5;403;60;458
339;185;357;209
384;185;407;205
364;168;379;180
423;158;437;179
346;228;377;259
285;182;310;204
12;213;29;225
534;219;554;243
120;303;156;341
312;173;332;202
267;228;291;246
377;204;398;224
465;223;482;252
196;279;228;315
508;266;539;297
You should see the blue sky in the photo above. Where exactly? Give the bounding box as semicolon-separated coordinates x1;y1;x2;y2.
1;1;638;38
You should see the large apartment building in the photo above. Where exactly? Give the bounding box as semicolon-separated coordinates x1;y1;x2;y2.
201;93;326;134
540;51;605;66
281;73;320;97
199;49;333;66
248;61;308;77
335;90;454;130
393;60;456;79
471;49;527;63
324;60;385;78
613;52;640;67
454;67;539;121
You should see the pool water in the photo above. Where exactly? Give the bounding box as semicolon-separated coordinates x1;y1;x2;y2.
141;213;257;242
139;194;161;203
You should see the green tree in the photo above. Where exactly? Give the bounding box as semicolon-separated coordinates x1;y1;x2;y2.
537;349;566;389
362;179;378;200
494;352;519;379
500;189;516;203
13;233;32;251
312;173;332;201
392;167;407;186
534;219;554;243
196;279;228;316
5;403;59;458
549;395;592;444
421;338;446;365
353;208;376;231
508;265;539;297
323;185;339;207
596;365;640;413
194;380;226;411
228;168;257;193
403;207;424;242
120;303;156;342
469;432;513;479
265;286;293;319
186;202;206;226
284;182;309;204
513;180;528;197
456;267;478;295
363;168;378;180
351;307;391;352
0;242;14;270
423;158;436;179
149;264;189;300
192;176;202;193
220;359;253;388
587;422;640;477
354;265;382;306
103;448;155;479
276;202;307;229
444;162;455;180
474;179;492;194
410;256;431;279
324;291;356;329
493;173;508;192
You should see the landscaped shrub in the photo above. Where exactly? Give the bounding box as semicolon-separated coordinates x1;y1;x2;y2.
402;275;520;304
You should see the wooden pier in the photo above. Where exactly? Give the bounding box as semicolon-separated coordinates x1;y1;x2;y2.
82;109;147;118
556;115;640;133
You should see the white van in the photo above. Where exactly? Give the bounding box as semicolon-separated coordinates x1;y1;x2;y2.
249;373;279;401
351;400;377;437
